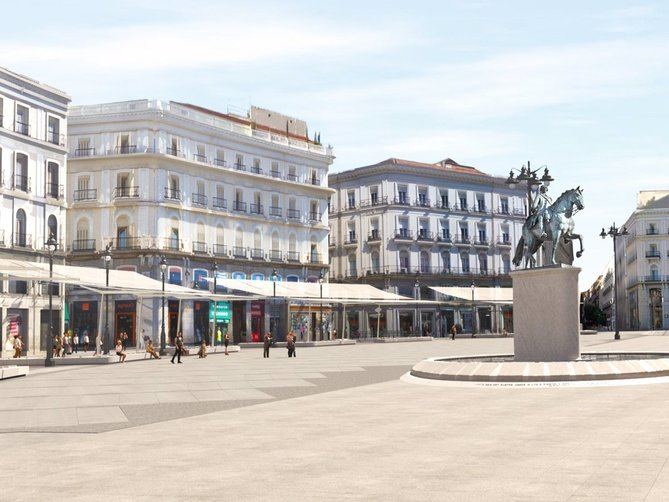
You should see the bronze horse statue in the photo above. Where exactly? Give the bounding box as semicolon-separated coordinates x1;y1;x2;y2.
513;187;584;268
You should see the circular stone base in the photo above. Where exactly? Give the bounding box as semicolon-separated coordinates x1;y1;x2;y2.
410;353;669;383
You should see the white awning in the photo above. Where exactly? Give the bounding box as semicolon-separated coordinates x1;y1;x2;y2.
0;259;246;300
215;279;424;304
429;286;513;304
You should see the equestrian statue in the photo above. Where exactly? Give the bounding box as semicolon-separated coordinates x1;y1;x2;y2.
512;186;584;268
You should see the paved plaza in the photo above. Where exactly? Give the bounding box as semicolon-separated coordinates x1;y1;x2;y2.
2;333;669;500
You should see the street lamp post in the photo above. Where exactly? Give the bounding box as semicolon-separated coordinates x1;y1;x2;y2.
414;278;420;336
271;268;278;339
600;224;628;340
504;161;553;212
212;262;218;346
318;271;324;341
159;256;167;355
103;243;112;355
471;282;476;338
44;235;58;367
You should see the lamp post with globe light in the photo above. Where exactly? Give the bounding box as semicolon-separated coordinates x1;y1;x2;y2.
600;224;628;340
44;235;58;367
159;256;167;355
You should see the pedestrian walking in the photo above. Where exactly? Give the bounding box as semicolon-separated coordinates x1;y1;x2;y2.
287;331;296;358
145;339;160;359
197;339;207;358
73;332;79;353
171;331;183;364
83;330;90;352
53;333;61;358
62;330;69;357
115;339;126;363
450;324;457;340
12;335;22;358
224;331;230;355
263;331;272;358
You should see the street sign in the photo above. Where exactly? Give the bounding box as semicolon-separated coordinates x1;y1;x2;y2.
209;301;231;322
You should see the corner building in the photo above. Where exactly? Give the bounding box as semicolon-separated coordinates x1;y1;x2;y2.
67;100;333;345
616;191;669;330
329;158;527;337
0;67;70;356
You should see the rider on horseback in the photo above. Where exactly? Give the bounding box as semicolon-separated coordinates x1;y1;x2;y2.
528;186;551;241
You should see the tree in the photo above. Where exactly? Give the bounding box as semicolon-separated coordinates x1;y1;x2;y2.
582;303;607;328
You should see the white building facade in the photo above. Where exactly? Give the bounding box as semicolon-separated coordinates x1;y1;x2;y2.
616;191;669;330
67;100;333;346
0;67;70;356
329;158;527;337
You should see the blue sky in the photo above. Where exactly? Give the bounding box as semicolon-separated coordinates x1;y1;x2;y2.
2;0;668;287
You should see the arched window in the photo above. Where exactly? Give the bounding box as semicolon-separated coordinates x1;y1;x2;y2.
254;229;262;250
232;271;246;280
47;214;58;241
348;254;357;277
399;250;410;273
235;227;243;248
420;251;429;273
251;273;264;281
289;233;297;252
502;254;511;274
116;215;130;249
196;221;205;243
14;153;28;192
193;268;208;289
442;251;451;272
478;253;488;273
271;231;279;252
371;250;380;273
15;209;27;247
310;235;319;263
168;217;180;250
461;253;470;273
47;162;59;198
286;275;299;282
650;264;660;280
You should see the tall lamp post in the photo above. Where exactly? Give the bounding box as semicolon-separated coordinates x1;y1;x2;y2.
159;256;167;355
102;243;112;354
271;268;278;339
414;278;420;336
504;161;553;211
600;224;628;340
471;282;476;338
44;235;58;367
318;271;324;341
212;262;218;346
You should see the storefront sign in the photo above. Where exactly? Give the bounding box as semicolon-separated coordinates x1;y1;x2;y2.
209;302;231;322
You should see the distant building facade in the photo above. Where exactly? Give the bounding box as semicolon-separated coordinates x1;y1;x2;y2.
616;191;669;330
66;100;333;345
0;66;70;356
329;158;527;337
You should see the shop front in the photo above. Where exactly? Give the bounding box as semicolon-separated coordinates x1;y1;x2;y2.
210;301;231;345
115;300;136;346
6;309;28;355
70;301;98;342
502;306;513;332
40;309;62;351
193;300;210;343
250;301;264;342
168;300;179;344
398;311;415;336
368;309;387;337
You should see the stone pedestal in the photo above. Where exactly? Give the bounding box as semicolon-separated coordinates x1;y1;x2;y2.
511;265;581;362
